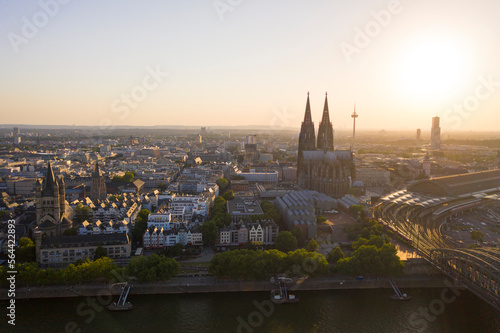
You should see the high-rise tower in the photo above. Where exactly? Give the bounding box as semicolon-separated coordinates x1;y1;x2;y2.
351;105;358;140
316;93;334;151
431;116;441;150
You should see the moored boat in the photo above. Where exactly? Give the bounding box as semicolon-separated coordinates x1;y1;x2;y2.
108;283;133;311
270;281;299;304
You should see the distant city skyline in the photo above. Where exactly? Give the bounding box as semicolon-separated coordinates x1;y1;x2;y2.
1;0;499;131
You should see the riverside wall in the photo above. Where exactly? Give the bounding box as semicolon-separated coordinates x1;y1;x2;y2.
1;275;447;300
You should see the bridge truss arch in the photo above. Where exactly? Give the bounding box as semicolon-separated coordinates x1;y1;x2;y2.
430;248;500;310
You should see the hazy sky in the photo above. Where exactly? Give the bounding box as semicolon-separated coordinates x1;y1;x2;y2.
1;0;499;132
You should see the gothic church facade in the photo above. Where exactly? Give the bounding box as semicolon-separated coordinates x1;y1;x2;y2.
297;93;355;197
33;162;74;237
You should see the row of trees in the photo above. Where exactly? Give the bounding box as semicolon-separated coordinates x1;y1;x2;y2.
201;196;231;245
0;253;180;287
255;200;282;226
131;208;151;245
127;254;180;283
335;219;405;276
336;241;405;276
344;218;383;241
0;257;118;287
208;248;329;280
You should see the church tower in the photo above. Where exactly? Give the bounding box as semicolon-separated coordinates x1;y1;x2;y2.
316;93;334;151
90;162;107;201
298;93;316;173
35;162;72;237
298;92;316;151
296;91;355;198
36;162;61;222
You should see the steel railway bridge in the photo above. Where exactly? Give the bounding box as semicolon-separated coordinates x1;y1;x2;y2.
374;192;500;311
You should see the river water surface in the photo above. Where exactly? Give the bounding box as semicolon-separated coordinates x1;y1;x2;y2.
2;288;499;333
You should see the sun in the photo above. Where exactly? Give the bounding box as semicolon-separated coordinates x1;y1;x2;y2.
393;38;471;103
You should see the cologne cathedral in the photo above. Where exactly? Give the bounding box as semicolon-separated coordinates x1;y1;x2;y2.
297;93;356;197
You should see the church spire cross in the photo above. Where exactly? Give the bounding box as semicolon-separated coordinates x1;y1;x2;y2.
303;92;313;124
41;161;58;197
321;93;330;122
316;93;334;151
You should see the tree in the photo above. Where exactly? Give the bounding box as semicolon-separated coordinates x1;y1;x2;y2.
222;190;234;201
201;220;218;245
112;171;136;183
316;215;327;224
93;245;107;260
327;247;344;264
470;230;484;243
291;225;306;246
210;197;231;227
336;244;404;276
275;231;297;253
158;182;167;192
260;200;282;226
17;237;36;263
350;205;366;220
137;209;151;224
284;249;329;277
306;238;319;252
208;248;329;280
132;208;151;245
74;203;91;223
62;228;78;236
0;266;8;287
216;178;229;194
352;235;388;251
127;254;179;282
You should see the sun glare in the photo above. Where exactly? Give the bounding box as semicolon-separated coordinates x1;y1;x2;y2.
394;38;470;103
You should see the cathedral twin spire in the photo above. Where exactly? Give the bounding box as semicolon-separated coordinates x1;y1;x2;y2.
299;92;334;152
298;92;316;152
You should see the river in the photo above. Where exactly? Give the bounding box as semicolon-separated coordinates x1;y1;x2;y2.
2;288;499;333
